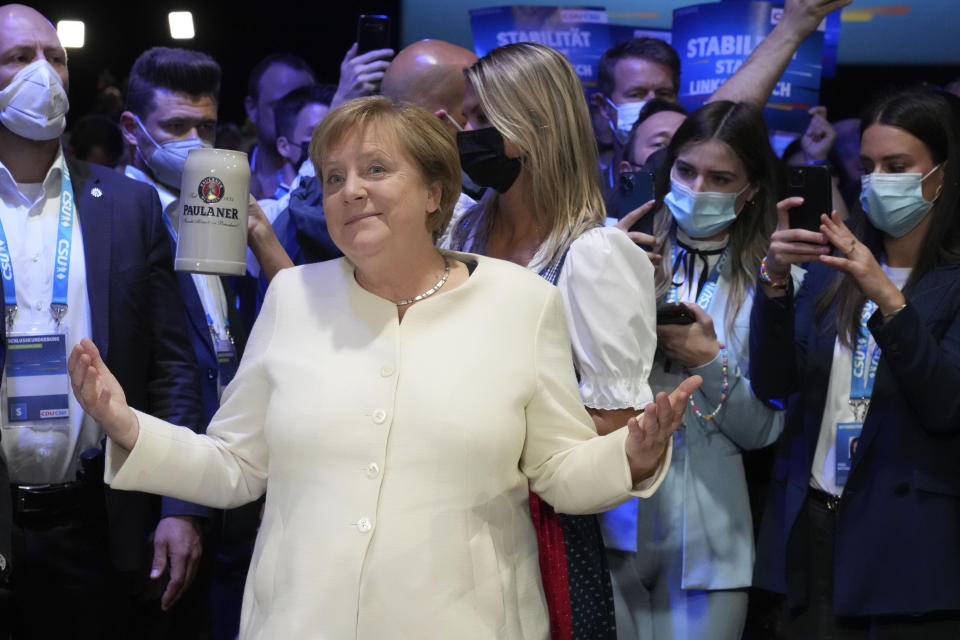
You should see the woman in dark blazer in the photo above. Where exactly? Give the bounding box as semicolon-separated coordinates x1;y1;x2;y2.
749;87;960;637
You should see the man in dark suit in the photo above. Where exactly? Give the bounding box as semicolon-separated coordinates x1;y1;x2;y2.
119;45;260;640
0;5;207;638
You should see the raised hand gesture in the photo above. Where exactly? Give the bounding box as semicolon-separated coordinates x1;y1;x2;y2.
625;375;702;483
68;338;139;450
817;212;906;314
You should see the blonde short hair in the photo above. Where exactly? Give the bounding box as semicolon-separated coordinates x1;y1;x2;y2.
310;96;461;240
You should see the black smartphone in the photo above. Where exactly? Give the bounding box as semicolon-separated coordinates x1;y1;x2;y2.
617;171;656;235
656;302;696;325
357;15;391;54
786;165;832;233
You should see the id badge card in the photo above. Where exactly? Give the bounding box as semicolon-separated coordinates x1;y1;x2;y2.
214;336;238;397
4;332;70;424
835;422;863;487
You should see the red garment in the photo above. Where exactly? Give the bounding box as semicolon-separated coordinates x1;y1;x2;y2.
529;491;572;640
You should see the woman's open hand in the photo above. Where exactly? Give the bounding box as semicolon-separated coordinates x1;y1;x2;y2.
625;375;702;484
68;338;140;450
818;211;906;314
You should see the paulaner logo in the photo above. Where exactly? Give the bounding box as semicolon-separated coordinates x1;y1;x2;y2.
198;176;225;203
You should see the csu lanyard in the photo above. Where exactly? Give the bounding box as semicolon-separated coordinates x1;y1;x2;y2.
161;213;231;344
0;162;75;330
664;243;728;311
849;300;880;422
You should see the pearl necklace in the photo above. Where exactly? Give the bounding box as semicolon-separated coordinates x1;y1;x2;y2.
395;255;451;306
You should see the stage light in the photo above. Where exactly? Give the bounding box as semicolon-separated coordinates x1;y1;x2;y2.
57;20;84;49
169;11;195;39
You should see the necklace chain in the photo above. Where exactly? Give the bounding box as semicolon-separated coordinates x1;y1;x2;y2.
395;255;451;306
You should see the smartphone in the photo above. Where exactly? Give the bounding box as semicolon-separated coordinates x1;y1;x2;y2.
357;15;391;54
617;171;656;235
656;302;696;325
786;165;832;233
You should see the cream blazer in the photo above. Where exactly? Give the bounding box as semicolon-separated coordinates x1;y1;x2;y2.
106;252;669;639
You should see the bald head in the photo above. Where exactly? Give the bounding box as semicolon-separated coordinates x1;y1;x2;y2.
381;39;477;126
0;4;67;89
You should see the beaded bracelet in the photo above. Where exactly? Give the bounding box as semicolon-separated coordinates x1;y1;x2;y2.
760;256;790;289
689;344;728;421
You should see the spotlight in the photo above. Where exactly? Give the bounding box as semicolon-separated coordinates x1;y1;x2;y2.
169;11;195;39
57;20;84;49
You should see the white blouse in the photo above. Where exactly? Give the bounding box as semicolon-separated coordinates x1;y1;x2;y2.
440;209;657;412
555;227;656;410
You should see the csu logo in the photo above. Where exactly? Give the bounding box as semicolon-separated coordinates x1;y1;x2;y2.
198;176;225;203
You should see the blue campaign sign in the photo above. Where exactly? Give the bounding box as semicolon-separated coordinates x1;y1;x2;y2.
673;1;824;133
468;6;613;91
608;25;672;47
821;9;841;78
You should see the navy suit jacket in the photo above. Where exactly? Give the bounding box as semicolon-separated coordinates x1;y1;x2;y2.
173;269;248;426
0;159;205;574
749;261;960;616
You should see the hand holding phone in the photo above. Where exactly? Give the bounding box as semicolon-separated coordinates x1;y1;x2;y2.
656;302;696;325
786;165;832;233
357;15;391;54
335;19;394;104
617;171;656;235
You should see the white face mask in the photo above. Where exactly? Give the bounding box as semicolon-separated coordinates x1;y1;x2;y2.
134;115;212;189
606;98;646;144
0;60;69;141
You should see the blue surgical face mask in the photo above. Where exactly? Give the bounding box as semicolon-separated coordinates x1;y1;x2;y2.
134;115;212;189
606;98;646;144
859;165;942;238
664;176;749;238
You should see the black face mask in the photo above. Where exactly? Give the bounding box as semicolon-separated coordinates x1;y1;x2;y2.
456;128;522;194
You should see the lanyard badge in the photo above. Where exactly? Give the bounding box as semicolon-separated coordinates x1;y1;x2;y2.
836;301;880;487
664;245;728;311
207;313;238;398
1;163;76;483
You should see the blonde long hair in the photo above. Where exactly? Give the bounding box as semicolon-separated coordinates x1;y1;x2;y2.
458;43;604;266
650;101;779;344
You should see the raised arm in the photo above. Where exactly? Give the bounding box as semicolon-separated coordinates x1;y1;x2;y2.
707;0;851;109
247;195;295;284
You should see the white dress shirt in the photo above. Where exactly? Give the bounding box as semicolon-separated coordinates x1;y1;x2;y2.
811;263;912;496
0;149;96;484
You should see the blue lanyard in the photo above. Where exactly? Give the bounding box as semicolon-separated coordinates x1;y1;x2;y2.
849;300;880;421
161;216;231;340
664;243;728;311
0;162;75;329
161;210;178;242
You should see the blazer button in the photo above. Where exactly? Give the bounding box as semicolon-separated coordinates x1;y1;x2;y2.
357;517;372;533
365;462;380;478
893;482;910;496
380;365;395;377
207;369;217;380
372;409;387;424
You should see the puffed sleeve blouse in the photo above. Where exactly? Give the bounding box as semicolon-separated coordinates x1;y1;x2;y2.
555;227;657;410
